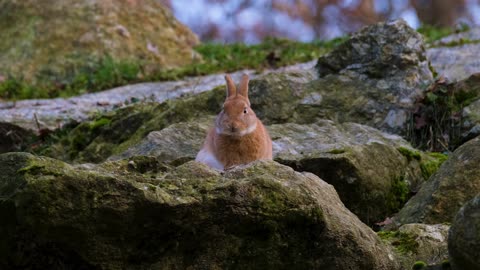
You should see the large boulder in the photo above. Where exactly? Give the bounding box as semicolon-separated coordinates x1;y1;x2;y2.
314;19;433;134
0;0;199;85
270;121;433;225
0;152;400;269
448;194;480;270
111;118;441;225
395;136;480;224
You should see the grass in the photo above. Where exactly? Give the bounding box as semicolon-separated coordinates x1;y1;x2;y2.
0;37;347;101
417;23;470;44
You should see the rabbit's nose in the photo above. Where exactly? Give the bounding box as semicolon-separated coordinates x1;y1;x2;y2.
229;123;239;133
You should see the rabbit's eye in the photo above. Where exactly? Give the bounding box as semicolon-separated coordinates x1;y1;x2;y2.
243;108;248;114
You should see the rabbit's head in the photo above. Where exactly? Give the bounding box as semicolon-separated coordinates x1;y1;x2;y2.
216;74;257;136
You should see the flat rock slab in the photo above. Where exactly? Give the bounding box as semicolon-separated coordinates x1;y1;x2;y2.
427;43;480;82
0;62;315;131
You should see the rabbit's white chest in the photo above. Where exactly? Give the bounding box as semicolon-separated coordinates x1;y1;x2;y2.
195;148;223;170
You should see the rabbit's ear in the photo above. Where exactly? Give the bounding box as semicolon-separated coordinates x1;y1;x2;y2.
238;74;250;105
225;74;236;98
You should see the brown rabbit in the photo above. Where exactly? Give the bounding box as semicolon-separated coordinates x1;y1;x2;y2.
195;74;272;170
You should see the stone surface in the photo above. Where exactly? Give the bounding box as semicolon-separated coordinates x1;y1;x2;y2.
379;224;450;269
270;121;427;225
399;224;449;266
428;44;480;82
395;136;480;225
448;194;480;270
315;19;433;134
0;152;400;270
0;0;199;83
428;27;480;82
109;117;213;164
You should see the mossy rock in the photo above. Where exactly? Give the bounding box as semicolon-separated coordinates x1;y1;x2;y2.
0;0;199;87
271;121;427;225
379;224;449;269
396;136;480;224
38;85;226;163
0;152;400;269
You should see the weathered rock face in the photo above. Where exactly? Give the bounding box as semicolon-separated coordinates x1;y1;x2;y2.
314;20;433;134
0;152;400;270
270;121;428;225
448;195;480;270
109;117;213;164
111;117;434;225
0;0;199;84
395;136;480;225
379;224;450;269
428;27;480;82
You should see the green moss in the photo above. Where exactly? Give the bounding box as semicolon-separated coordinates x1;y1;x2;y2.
397;147;421;161
327;149;346;154
385;176;410;214
417;25;454;44
89;117;111;131
420;152;448;180
412;261;427;270
378;230;418;254
0;37;347;100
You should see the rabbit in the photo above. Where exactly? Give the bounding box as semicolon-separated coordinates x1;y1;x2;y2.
195;74;272;170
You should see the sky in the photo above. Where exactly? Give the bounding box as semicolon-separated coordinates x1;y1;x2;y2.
169;0;480;43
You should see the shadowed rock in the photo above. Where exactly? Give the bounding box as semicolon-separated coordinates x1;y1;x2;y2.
448;194;480;270
0;152;400;269
395;136;480;224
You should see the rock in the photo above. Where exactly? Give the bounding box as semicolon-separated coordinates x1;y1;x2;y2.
430;48;480;80
315;20;433;134
379;224;450;269
0;152;400;269
448;194;480;270
111;118;439;225
270;120;428;225
0;0;199;84
428;27;480;82
395;136;480;224
109;117;213;164
0;61;316;132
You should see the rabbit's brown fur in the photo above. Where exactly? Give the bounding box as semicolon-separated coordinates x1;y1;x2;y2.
195;74;272;170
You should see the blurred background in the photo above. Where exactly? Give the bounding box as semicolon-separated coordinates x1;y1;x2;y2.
160;0;480;43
